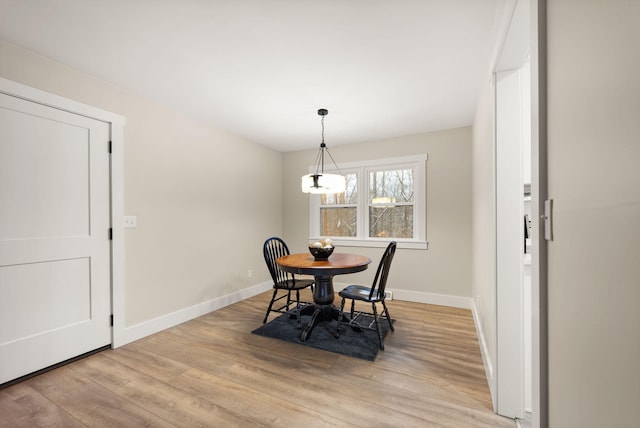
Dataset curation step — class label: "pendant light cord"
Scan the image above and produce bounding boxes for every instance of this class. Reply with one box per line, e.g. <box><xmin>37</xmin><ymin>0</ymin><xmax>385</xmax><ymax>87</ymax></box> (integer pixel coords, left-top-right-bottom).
<box><xmin>312</xmin><ymin>110</ymin><xmax>342</xmax><ymax>176</ymax></box>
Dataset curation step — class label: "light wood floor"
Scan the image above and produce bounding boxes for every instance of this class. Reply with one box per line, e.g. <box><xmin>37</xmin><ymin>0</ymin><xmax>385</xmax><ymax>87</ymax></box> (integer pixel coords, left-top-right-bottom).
<box><xmin>0</xmin><ymin>291</ymin><xmax>514</xmax><ymax>427</ymax></box>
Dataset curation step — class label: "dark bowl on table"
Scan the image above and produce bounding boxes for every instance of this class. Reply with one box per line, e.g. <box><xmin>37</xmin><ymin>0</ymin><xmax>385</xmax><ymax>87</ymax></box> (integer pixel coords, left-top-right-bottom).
<box><xmin>309</xmin><ymin>246</ymin><xmax>335</xmax><ymax>260</ymax></box>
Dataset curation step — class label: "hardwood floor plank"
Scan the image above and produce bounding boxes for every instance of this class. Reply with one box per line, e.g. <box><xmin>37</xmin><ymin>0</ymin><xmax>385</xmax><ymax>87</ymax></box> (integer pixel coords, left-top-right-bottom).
<box><xmin>25</xmin><ymin>366</ymin><xmax>175</xmax><ymax>427</ymax></box>
<box><xmin>172</xmin><ymin>368</ymin><xmax>356</xmax><ymax>427</ymax></box>
<box><xmin>219</xmin><ymin>361</ymin><xmax>433</xmax><ymax>427</ymax></box>
<box><xmin>0</xmin><ymin>291</ymin><xmax>514</xmax><ymax>427</ymax></box>
<box><xmin>0</xmin><ymin>383</ymin><xmax>85</xmax><ymax>428</ymax></box>
<box><xmin>102</xmin><ymin>343</ymin><xmax>192</xmax><ymax>384</ymax></box>
<box><xmin>68</xmin><ymin>353</ymin><xmax>253</xmax><ymax>427</ymax></box>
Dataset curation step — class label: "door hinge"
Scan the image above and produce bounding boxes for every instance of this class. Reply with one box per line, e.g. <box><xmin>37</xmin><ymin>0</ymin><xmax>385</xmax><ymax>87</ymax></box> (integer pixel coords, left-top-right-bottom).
<box><xmin>543</xmin><ymin>199</ymin><xmax>554</xmax><ymax>241</ymax></box>
<box><xmin>110</xmin><ymin>314</ymin><xmax>114</xmax><ymax>326</ymax></box>
<box><xmin>108</xmin><ymin>140</ymin><xmax>112</xmax><ymax>153</ymax></box>
<box><xmin>109</xmin><ymin>228</ymin><xmax>113</xmax><ymax>240</ymax></box>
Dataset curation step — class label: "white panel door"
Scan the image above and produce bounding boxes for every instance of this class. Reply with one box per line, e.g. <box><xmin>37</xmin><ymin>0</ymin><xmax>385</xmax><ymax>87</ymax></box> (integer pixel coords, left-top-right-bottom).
<box><xmin>0</xmin><ymin>92</ymin><xmax>111</xmax><ymax>384</ymax></box>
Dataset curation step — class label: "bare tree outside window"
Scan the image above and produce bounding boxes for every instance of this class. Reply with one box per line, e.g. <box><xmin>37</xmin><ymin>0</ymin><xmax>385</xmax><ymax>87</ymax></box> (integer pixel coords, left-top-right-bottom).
<box><xmin>320</xmin><ymin>173</ymin><xmax>357</xmax><ymax>237</ymax></box>
<box><xmin>369</xmin><ymin>169</ymin><xmax>414</xmax><ymax>238</ymax></box>
<box><xmin>310</xmin><ymin>155</ymin><xmax>426</xmax><ymax>247</ymax></box>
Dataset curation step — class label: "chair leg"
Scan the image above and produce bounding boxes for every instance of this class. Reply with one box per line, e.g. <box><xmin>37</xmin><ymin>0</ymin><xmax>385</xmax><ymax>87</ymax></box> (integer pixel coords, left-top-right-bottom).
<box><xmin>372</xmin><ymin>302</ymin><xmax>384</xmax><ymax>350</ymax></box>
<box><xmin>263</xmin><ymin>288</ymin><xmax>278</xmax><ymax>324</ymax></box>
<box><xmin>285</xmin><ymin>290</ymin><xmax>293</xmax><ymax>311</ymax></box>
<box><xmin>335</xmin><ymin>297</ymin><xmax>347</xmax><ymax>338</ymax></box>
<box><xmin>382</xmin><ymin>300</ymin><xmax>394</xmax><ymax>331</ymax></box>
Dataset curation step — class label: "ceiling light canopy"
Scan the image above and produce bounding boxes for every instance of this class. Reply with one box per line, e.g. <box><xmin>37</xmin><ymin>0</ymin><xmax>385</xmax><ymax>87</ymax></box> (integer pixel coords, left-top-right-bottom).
<box><xmin>301</xmin><ymin>109</ymin><xmax>346</xmax><ymax>194</ymax></box>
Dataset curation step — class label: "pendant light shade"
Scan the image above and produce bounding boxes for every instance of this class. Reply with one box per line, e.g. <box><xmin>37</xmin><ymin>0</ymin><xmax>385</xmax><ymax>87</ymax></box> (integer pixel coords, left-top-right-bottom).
<box><xmin>301</xmin><ymin>172</ymin><xmax>346</xmax><ymax>194</ymax></box>
<box><xmin>301</xmin><ymin>109</ymin><xmax>346</xmax><ymax>194</ymax></box>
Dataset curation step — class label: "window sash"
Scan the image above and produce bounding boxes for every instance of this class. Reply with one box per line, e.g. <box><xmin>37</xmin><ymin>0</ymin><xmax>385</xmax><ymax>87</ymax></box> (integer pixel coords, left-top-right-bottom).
<box><xmin>309</xmin><ymin>154</ymin><xmax>427</xmax><ymax>249</ymax></box>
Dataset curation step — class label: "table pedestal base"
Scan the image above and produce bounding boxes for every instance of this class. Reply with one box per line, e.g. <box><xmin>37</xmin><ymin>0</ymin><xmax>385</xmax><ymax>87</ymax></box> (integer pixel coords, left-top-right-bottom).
<box><xmin>299</xmin><ymin>304</ymin><xmax>348</xmax><ymax>342</ymax></box>
<box><xmin>276</xmin><ymin>254</ymin><xmax>371</xmax><ymax>342</ymax></box>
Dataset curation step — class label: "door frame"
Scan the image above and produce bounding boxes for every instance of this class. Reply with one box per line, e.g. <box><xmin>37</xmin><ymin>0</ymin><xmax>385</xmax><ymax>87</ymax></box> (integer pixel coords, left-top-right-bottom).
<box><xmin>530</xmin><ymin>0</ymin><xmax>548</xmax><ymax>426</ymax></box>
<box><xmin>492</xmin><ymin>0</ymin><xmax>549</xmax><ymax>425</ymax></box>
<box><xmin>495</xmin><ymin>66</ymin><xmax>527</xmax><ymax>418</ymax></box>
<box><xmin>0</xmin><ymin>77</ymin><xmax>127</xmax><ymax>348</ymax></box>
<box><xmin>495</xmin><ymin>0</ymin><xmax>549</xmax><ymax>425</ymax></box>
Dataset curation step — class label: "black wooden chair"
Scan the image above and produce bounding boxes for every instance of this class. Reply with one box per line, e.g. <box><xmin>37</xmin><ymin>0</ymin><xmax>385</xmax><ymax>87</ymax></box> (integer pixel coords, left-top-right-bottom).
<box><xmin>262</xmin><ymin>237</ymin><xmax>315</xmax><ymax>328</ymax></box>
<box><xmin>336</xmin><ymin>241</ymin><xmax>397</xmax><ymax>350</ymax></box>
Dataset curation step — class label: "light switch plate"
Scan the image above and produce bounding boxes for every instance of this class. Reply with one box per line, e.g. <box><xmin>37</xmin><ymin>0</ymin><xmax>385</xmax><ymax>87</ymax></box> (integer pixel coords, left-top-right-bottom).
<box><xmin>123</xmin><ymin>216</ymin><xmax>137</xmax><ymax>228</ymax></box>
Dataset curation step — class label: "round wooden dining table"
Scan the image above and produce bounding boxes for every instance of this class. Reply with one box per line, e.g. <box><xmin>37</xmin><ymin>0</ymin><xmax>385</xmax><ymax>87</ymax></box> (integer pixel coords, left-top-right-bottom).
<box><xmin>276</xmin><ymin>252</ymin><xmax>371</xmax><ymax>341</ymax></box>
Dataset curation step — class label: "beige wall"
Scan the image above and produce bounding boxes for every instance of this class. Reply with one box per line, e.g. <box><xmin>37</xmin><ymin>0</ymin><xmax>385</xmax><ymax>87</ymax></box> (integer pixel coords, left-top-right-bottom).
<box><xmin>283</xmin><ymin>128</ymin><xmax>473</xmax><ymax>299</ymax></box>
<box><xmin>0</xmin><ymin>40</ymin><xmax>282</xmax><ymax>326</ymax></box>
<box><xmin>546</xmin><ymin>1</ymin><xmax>640</xmax><ymax>426</ymax></box>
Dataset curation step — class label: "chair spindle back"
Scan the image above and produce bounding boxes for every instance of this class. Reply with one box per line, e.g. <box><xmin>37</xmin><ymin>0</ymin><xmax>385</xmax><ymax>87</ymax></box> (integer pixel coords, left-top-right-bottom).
<box><xmin>263</xmin><ymin>237</ymin><xmax>293</xmax><ymax>286</ymax></box>
<box><xmin>369</xmin><ymin>241</ymin><xmax>397</xmax><ymax>300</ymax></box>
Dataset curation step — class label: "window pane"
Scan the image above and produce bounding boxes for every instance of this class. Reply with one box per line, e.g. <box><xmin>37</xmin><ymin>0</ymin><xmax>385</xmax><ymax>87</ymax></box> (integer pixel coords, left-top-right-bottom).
<box><xmin>321</xmin><ymin>173</ymin><xmax>357</xmax><ymax>205</ymax></box>
<box><xmin>321</xmin><ymin>207</ymin><xmax>357</xmax><ymax>237</ymax></box>
<box><xmin>369</xmin><ymin>169</ymin><xmax>414</xmax><ymax>203</ymax></box>
<box><xmin>369</xmin><ymin>206</ymin><xmax>413</xmax><ymax>238</ymax></box>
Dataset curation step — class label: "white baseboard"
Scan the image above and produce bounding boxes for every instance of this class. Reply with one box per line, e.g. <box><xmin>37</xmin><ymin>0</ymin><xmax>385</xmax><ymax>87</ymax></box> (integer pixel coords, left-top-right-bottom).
<box><xmin>332</xmin><ymin>283</ymin><xmax>472</xmax><ymax>309</ymax></box>
<box><xmin>117</xmin><ymin>281</ymin><xmax>272</xmax><ymax>347</ymax></box>
<box><xmin>391</xmin><ymin>289</ymin><xmax>472</xmax><ymax>309</ymax></box>
<box><xmin>117</xmin><ymin>282</ymin><xmax>473</xmax><ymax>348</ymax></box>
<box><xmin>472</xmin><ymin>299</ymin><xmax>497</xmax><ymax>411</ymax></box>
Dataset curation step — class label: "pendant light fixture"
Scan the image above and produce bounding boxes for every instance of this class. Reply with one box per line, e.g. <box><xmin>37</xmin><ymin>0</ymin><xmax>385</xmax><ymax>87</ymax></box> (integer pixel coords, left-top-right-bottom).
<box><xmin>301</xmin><ymin>108</ymin><xmax>346</xmax><ymax>194</ymax></box>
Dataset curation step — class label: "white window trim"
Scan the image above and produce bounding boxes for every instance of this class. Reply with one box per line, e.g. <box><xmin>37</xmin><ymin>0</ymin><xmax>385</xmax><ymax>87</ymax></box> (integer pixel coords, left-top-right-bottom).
<box><xmin>309</xmin><ymin>154</ymin><xmax>428</xmax><ymax>250</ymax></box>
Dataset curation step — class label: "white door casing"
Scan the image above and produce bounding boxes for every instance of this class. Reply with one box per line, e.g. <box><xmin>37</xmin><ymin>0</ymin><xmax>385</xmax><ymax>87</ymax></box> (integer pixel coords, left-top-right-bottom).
<box><xmin>495</xmin><ymin>67</ymin><xmax>526</xmax><ymax>418</ymax></box>
<box><xmin>0</xmin><ymin>83</ymin><xmax>122</xmax><ymax>384</ymax></box>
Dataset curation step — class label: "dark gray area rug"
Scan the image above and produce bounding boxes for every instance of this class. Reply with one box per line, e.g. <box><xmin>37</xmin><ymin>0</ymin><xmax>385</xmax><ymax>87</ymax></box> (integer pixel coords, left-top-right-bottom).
<box><xmin>252</xmin><ymin>310</ymin><xmax>394</xmax><ymax>361</ymax></box>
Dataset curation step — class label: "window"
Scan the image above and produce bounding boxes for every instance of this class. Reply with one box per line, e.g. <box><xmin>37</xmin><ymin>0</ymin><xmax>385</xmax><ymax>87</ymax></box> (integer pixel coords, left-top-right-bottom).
<box><xmin>309</xmin><ymin>154</ymin><xmax>427</xmax><ymax>249</ymax></box>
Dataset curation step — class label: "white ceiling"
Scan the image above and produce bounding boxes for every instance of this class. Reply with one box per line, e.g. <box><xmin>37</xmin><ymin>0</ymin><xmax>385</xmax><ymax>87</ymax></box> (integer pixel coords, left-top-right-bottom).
<box><xmin>0</xmin><ymin>0</ymin><xmax>514</xmax><ymax>152</ymax></box>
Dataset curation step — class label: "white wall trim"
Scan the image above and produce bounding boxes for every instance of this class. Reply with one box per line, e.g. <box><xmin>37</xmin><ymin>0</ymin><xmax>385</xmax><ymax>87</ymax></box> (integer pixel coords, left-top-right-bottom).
<box><xmin>109</xmin><ymin>111</ymin><xmax>126</xmax><ymax>348</ymax></box>
<box><xmin>120</xmin><ymin>280</ymin><xmax>476</xmax><ymax>356</ymax></box>
<box><xmin>309</xmin><ymin>154</ymin><xmax>428</xmax><ymax>247</ymax></box>
<box><xmin>119</xmin><ymin>281</ymin><xmax>272</xmax><ymax>346</ymax></box>
<box><xmin>0</xmin><ymin>77</ymin><xmax>129</xmax><ymax>349</ymax></box>
<box><xmin>391</xmin><ymin>289</ymin><xmax>472</xmax><ymax>309</ymax></box>
<box><xmin>472</xmin><ymin>299</ymin><xmax>497</xmax><ymax>410</ymax></box>
<box><xmin>0</xmin><ymin>77</ymin><xmax>125</xmax><ymax>124</ymax></box>
<box><xmin>495</xmin><ymin>66</ymin><xmax>526</xmax><ymax>418</ymax></box>
<box><xmin>333</xmin><ymin>283</ymin><xmax>472</xmax><ymax>309</ymax></box>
